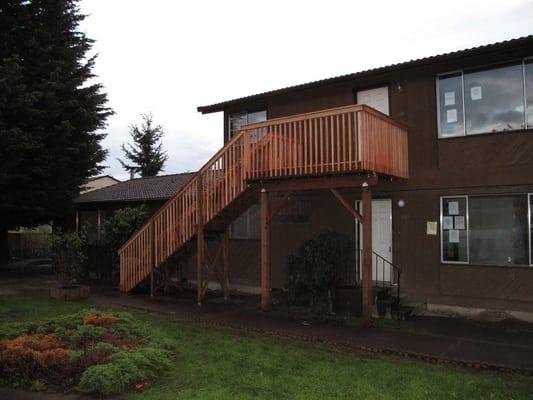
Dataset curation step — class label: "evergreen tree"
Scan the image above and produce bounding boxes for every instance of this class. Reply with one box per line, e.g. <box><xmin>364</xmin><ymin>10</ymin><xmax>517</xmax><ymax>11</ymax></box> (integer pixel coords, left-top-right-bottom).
<box><xmin>119</xmin><ymin>114</ymin><xmax>168</xmax><ymax>177</ymax></box>
<box><xmin>0</xmin><ymin>0</ymin><xmax>112</xmax><ymax>263</ymax></box>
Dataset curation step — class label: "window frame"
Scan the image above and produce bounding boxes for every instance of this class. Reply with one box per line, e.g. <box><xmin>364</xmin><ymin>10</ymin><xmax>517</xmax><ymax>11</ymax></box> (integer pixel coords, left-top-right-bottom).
<box><xmin>228</xmin><ymin>109</ymin><xmax>268</xmax><ymax>139</ymax></box>
<box><xmin>440</xmin><ymin>193</ymin><xmax>533</xmax><ymax>267</ymax></box>
<box><xmin>440</xmin><ymin>195</ymin><xmax>469</xmax><ymax>265</ymax></box>
<box><xmin>436</xmin><ymin>58</ymin><xmax>533</xmax><ymax>138</ymax></box>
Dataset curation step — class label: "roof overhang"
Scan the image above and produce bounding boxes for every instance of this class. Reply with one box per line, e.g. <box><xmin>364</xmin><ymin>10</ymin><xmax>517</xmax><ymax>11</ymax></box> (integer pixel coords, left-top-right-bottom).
<box><xmin>197</xmin><ymin>35</ymin><xmax>533</xmax><ymax>114</ymax></box>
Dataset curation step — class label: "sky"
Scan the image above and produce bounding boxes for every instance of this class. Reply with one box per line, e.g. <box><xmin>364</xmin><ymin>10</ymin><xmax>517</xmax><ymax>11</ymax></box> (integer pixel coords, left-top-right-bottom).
<box><xmin>79</xmin><ymin>0</ymin><xmax>533</xmax><ymax>181</ymax></box>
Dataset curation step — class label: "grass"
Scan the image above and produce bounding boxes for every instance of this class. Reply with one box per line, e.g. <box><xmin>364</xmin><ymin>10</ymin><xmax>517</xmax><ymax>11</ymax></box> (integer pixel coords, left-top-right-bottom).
<box><xmin>1</xmin><ymin>294</ymin><xmax>532</xmax><ymax>399</ymax></box>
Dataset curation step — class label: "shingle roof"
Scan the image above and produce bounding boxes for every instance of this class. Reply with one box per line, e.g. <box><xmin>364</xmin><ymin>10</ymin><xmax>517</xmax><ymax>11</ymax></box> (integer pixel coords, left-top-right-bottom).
<box><xmin>197</xmin><ymin>35</ymin><xmax>533</xmax><ymax>114</ymax></box>
<box><xmin>75</xmin><ymin>173</ymin><xmax>195</xmax><ymax>204</ymax></box>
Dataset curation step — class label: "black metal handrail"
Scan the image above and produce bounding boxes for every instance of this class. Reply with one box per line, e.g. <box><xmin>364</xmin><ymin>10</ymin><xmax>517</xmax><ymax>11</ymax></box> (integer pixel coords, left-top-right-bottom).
<box><xmin>338</xmin><ymin>249</ymin><xmax>401</xmax><ymax>301</ymax></box>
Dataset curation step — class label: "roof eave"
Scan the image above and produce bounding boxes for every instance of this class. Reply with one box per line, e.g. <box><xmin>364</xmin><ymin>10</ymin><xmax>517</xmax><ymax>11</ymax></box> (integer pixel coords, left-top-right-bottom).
<box><xmin>196</xmin><ymin>35</ymin><xmax>533</xmax><ymax>114</ymax></box>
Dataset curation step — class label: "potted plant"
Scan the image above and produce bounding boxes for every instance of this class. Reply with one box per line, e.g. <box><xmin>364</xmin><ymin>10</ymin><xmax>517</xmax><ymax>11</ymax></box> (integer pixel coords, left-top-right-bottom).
<box><xmin>48</xmin><ymin>231</ymin><xmax>90</xmax><ymax>300</ymax></box>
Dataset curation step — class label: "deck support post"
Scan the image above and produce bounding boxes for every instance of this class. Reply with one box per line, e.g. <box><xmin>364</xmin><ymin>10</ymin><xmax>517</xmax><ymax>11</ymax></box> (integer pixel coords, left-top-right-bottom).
<box><xmin>197</xmin><ymin>175</ymin><xmax>205</xmax><ymax>307</ymax></box>
<box><xmin>361</xmin><ymin>182</ymin><xmax>373</xmax><ymax>326</ymax></box>
<box><xmin>150</xmin><ymin>222</ymin><xmax>155</xmax><ymax>298</ymax></box>
<box><xmin>260</xmin><ymin>188</ymin><xmax>271</xmax><ymax>312</ymax></box>
<box><xmin>222</xmin><ymin>230</ymin><xmax>230</xmax><ymax>301</ymax></box>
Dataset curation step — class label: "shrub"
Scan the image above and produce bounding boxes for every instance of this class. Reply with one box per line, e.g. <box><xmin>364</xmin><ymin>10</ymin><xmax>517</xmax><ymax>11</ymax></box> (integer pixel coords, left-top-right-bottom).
<box><xmin>70</xmin><ymin>324</ymin><xmax>107</xmax><ymax>347</ymax></box>
<box><xmin>0</xmin><ymin>309</ymin><xmax>170</xmax><ymax>394</ymax></box>
<box><xmin>78</xmin><ymin>347</ymin><xmax>173</xmax><ymax>395</ymax></box>
<box><xmin>47</xmin><ymin>231</ymin><xmax>87</xmax><ymax>287</ymax></box>
<box><xmin>83</xmin><ymin>312</ymin><xmax>118</xmax><ymax>326</ymax></box>
<box><xmin>78</xmin><ymin>363</ymin><xmax>122</xmax><ymax>395</ymax></box>
<box><xmin>101</xmin><ymin>206</ymin><xmax>149</xmax><ymax>282</ymax></box>
<box><xmin>0</xmin><ymin>333</ymin><xmax>71</xmax><ymax>387</ymax></box>
<box><xmin>286</xmin><ymin>230</ymin><xmax>354</xmax><ymax>310</ymax></box>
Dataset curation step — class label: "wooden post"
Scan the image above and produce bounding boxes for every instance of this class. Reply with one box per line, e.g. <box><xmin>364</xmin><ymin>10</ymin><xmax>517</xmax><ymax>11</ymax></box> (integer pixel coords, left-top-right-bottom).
<box><xmin>260</xmin><ymin>189</ymin><xmax>271</xmax><ymax>311</ymax></box>
<box><xmin>222</xmin><ymin>230</ymin><xmax>230</xmax><ymax>301</ymax></box>
<box><xmin>150</xmin><ymin>222</ymin><xmax>155</xmax><ymax>298</ymax></box>
<box><xmin>361</xmin><ymin>183</ymin><xmax>373</xmax><ymax>326</ymax></box>
<box><xmin>197</xmin><ymin>175</ymin><xmax>205</xmax><ymax>307</ymax></box>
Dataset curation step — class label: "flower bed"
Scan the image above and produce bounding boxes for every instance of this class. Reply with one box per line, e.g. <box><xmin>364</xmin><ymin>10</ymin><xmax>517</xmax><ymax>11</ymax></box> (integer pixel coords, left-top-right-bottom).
<box><xmin>0</xmin><ymin>309</ymin><xmax>173</xmax><ymax>395</ymax></box>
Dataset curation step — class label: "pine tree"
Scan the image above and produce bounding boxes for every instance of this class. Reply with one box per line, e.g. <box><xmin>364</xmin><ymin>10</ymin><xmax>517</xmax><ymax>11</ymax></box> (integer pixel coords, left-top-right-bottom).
<box><xmin>119</xmin><ymin>114</ymin><xmax>168</xmax><ymax>177</ymax></box>
<box><xmin>0</xmin><ymin>0</ymin><xmax>112</xmax><ymax>263</ymax></box>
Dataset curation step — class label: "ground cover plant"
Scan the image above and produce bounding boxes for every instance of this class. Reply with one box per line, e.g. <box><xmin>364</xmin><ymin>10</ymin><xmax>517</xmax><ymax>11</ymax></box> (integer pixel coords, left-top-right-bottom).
<box><xmin>1</xmin><ymin>295</ymin><xmax>533</xmax><ymax>399</ymax></box>
<box><xmin>0</xmin><ymin>307</ymin><xmax>173</xmax><ymax>395</ymax></box>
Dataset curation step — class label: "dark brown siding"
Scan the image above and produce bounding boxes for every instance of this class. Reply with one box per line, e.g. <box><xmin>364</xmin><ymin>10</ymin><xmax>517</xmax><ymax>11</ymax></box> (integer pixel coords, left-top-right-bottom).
<box><xmin>215</xmin><ymin>43</ymin><xmax>533</xmax><ymax>313</ymax></box>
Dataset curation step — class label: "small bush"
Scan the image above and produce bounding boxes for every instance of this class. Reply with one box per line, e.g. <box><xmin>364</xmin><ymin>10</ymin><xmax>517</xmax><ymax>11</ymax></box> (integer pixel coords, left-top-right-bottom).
<box><xmin>286</xmin><ymin>230</ymin><xmax>354</xmax><ymax>310</ymax></box>
<box><xmin>71</xmin><ymin>324</ymin><xmax>107</xmax><ymax>347</ymax></box>
<box><xmin>47</xmin><ymin>231</ymin><xmax>87</xmax><ymax>287</ymax></box>
<box><xmin>78</xmin><ymin>346</ymin><xmax>173</xmax><ymax>395</ymax></box>
<box><xmin>102</xmin><ymin>206</ymin><xmax>149</xmax><ymax>283</ymax></box>
<box><xmin>78</xmin><ymin>363</ymin><xmax>122</xmax><ymax>396</ymax></box>
<box><xmin>83</xmin><ymin>312</ymin><xmax>118</xmax><ymax>326</ymax></box>
<box><xmin>0</xmin><ymin>333</ymin><xmax>71</xmax><ymax>387</ymax></box>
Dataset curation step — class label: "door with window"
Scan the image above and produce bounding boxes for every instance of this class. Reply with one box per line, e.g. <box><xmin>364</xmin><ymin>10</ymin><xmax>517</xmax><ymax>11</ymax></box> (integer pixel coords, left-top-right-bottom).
<box><xmin>355</xmin><ymin>199</ymin><xmax>393</xmax><ymax>282</ymax></box>
<box><xmin>356</xmin><ymin>86</ymin><xmax>390</xmax><ymax>115</ymax></box>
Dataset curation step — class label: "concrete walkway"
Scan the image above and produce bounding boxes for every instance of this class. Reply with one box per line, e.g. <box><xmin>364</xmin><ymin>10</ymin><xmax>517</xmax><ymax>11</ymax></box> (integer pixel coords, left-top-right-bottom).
<box><xmin>93</xmin><ymin>292</ymin><xmax>533</xmax><ymax>375</ymax></box>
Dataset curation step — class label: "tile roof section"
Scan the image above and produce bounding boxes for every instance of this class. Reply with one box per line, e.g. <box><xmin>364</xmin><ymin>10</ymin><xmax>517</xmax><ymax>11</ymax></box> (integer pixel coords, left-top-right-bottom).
<box><xmin>75</xmin><ymin>172</ymin><xmax>195</xmax><ymax>204</ymax></box>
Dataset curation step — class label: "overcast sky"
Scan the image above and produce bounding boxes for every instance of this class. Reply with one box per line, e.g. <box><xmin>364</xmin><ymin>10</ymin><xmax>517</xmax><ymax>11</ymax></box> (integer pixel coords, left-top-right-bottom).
<box><xmin>79</xmin><ymin>0</ymin><xmax>533</xmax><ymax>181</ymax></box>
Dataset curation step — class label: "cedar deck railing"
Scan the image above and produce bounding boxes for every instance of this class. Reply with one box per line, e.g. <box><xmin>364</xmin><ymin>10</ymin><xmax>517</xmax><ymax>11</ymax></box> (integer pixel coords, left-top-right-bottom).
<box><xmin>119</xmin><ymin>104</ymin><xmax>408</xmax><ymax>293</ymax></box>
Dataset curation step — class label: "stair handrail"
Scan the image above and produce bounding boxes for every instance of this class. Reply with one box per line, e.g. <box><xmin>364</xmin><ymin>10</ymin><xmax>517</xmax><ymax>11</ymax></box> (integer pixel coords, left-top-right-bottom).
<box><xmin>118</xmin><ymin>129</ymin><xmax>248</xmax><ymax>254</ymax></box>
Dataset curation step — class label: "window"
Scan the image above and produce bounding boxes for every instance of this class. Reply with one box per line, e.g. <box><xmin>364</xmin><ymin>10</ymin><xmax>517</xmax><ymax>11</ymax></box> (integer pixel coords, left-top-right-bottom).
<box><xmin>469</xmin><ymin>195</ymin><xmax>528</xmax><ymax>265</ymax></box>
<box><xmin>230</xmin><ymin>204</ymin><xmax>260</xmax><ymax>240</ymax></box>
<box><xmin>526</xmin><ymin>61</ymin><xmax>533</xmax><ymax>127</ymax></box>
<box><xmin>441</xmin><ymin>197</ymin><xmax>468</xmax><ymax>262</ymax></box>
<box><xmin>356</xmin><ymin>86</ymin><xmax>390</xmax><ymax>115</ymax></box>
<box><xmin>437</xmin><ymin>74</ymin><xmax>465</xmax><ymax>138</ymax></box>
<box><xmin>437</xmin><ymin>60</ymin><xmax>532</xmax><ymax>138</ymax></box>
<box><xmin>227</xmin><ymin>110</ymin><xmax>266</xmax><ymax>239</ymax></box>
<box><xmin>228</xmin><ymin>110</ymin><xmax>267</xmax><ymax>138</ymax></box>
<box><xmin>441</xmin><ymin>194</ymin><xmax>533</xmax><ymax>266</ymax></box>
<box><xmin>78</xmin><ymin>210</ymin><xmax>100</xmax><ymax>243</ymax></box>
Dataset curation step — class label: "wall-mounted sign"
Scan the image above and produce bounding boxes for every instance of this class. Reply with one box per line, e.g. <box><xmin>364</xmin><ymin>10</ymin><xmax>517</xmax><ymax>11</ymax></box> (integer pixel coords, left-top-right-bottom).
<box><xmin>449</xmin><ymin>229</ymin><xmax>460</xmax><ymax>243</ymax></box>
<box><xmin>470</xmin><ymin>86</ymin><xmax>482</xmax><ymax>100</ymax></box>
<box><xmin>444</xmin><ymin>91</ymin><xmax>455</xmax><ymax>106</ymax></box>
<box><xmin>427</xmin><ymin>221</ymin><xmax>437</xmax><ymax>235</ymax></box>
<box><xmin>442</xmin><ymin>216</ymin><xmax>454</xmax><ymax>230</ymax></box>
<box><xmin>448</xmin><ymin>201</ymin><xmax>459</xmax><ymax>215</ymax></box>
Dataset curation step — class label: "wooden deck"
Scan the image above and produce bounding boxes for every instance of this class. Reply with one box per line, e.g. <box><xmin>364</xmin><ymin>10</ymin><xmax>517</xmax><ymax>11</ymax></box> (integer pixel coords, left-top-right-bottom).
<box><xmin>119</xmin><ymin>104</ymin><xmax>408</xmax><ymax>294</ymax></box>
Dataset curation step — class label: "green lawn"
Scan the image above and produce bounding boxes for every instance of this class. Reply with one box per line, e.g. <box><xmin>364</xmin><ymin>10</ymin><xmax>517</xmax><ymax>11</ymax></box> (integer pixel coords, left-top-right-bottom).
<box><xmin>1</xmin><ymin>295</ymin><xmax>532</xmax><ymax>399</ymax></box>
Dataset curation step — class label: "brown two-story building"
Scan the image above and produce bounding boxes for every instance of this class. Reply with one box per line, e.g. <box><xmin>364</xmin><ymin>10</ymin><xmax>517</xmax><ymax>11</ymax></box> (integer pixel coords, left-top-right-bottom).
<box><xmin>119</xmin><ymin>36</ymin><xmax>533</xmax><ymax>322</ymax></box>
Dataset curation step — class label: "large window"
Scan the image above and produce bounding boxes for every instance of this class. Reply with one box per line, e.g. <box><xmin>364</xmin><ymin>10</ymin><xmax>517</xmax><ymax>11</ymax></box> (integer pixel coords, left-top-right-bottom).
<box><xmin>437</xmin><ymin>60</ymin><xmax>533</xmax><ymax>138</ymax></box>
<box><xmin>441</xmin><ymin>194</ymin><xmax>532</xmax><ymax>266</ymax></box>
<box><xmin>228</xmin><ymin>110</ymin><xmax>267</xmax><ymax>138</ymax></box>
<box><xmin>230</xmin><ymin>204</ymin><xmax>260</xmax><ymax>240</ymax></box>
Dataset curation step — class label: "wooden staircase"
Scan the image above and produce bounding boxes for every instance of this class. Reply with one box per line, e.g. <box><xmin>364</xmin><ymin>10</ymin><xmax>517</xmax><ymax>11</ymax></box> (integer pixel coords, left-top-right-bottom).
<box><xmin>119</xmin><ymin>104</ymin><xmax>409</xmax><ymax>294</ymax></box>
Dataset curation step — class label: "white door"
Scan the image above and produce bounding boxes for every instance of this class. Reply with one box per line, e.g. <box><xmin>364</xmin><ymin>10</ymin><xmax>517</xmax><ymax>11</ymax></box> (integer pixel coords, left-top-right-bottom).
<box><xmin>356</xmin><ymin>86</ymin><xmax>390</xmax><ymax>115</ymax></box>
<box><xmin>356</xmin><ymin>199</ymin><xmax>393</xmax><ymax>283</ymax></box>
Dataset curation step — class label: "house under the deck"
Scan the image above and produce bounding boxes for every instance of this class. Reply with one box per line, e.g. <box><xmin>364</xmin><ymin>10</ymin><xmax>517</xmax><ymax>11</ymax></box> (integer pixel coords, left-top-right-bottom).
<box><xmin>118</xmin><ymin>105</ymin><xmax>408</xmax><ymax>325</ymax></box>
